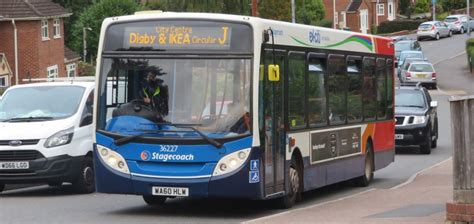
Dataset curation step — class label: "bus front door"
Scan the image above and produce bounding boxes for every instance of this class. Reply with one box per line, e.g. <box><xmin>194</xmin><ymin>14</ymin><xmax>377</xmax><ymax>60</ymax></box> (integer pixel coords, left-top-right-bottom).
<box><xmin>261</xmin><ymin>50</ymin><xmax>286</xmax><ymax>197</ymax></box>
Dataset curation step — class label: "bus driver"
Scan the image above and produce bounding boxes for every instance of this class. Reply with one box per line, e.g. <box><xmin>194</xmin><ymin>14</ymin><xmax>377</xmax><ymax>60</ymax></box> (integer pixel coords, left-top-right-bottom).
<box><xmin>140</xmin><ymin>70</ymin><xmax>169</xmax><ymax>118</ymax></box>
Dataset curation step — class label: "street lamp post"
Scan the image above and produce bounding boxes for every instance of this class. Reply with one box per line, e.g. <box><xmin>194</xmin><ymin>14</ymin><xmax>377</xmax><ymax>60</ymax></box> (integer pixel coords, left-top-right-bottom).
<box><xmin>83</xmin><ymin>27</ymin><xmax>92</xmax><ymax>63</ymax></box>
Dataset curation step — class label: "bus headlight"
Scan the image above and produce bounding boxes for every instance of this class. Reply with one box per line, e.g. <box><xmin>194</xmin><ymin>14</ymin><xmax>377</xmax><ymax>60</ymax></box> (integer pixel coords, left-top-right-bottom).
<box><xmin>213</xmin><ymin>148</ymin><xmax>251</xmax><ymax>177</ymax></box>
<box><xmin>96</xmin><ymin>144</ymin><xmax>130</xmax><ymax>174</ymax></box>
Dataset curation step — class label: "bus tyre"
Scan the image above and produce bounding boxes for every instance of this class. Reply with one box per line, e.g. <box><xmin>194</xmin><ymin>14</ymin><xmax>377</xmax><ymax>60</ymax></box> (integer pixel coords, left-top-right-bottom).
<box><xmin>354</xmin><ymin>142</ymin><xmax>374</xmax><ymax>187</ymax></box>
<box><xmin>73</xmin><ymin>156</ymin><xmax>95</xmax><ymax>194</ymax></box>
<box><xmin>276</xmin><ymin>156</ymin><xmax>301</xmax><ymax>209</ymax></box>
<box><xmin>143</xmin><ymin>195</ymin><xmax>167</xmax><ymax>205</ymax></box>
<box><xmin>420</xmin><ymin>129</ymin><xmax>432</xmax><ymax>154</ymax></box>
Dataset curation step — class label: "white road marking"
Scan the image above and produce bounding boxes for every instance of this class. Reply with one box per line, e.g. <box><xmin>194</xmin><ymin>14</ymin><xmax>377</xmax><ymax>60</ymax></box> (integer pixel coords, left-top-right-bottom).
<box><xmin>432</xmin><ymin>51</ymin><xmax>466</xmax><ymax>65</ymax></box>
<box><xmin>242</xmin><ymin>188</ymin><xmax>376</xmax><ymax>224</ymax></box>
<box><xmin>390</xmin><ymin>157</ymin><xmax>452</xmax><ymax>190</ymax></box>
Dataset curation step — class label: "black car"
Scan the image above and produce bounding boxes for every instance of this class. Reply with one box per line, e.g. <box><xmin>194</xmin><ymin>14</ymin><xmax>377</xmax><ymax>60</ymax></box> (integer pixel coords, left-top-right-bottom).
<box><xmin>394</xmin><ymin>85</ymin><xmax>438</xmax><ymax>154</ymax></box>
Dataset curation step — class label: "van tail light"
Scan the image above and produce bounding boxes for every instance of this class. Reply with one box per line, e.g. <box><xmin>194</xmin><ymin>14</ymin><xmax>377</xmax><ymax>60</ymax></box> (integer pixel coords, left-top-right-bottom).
<box><xmin>406</xmin><ymin>72</ymin><xmax>411</xmax><ymax>79</ymax></box>
<box><xmin>432</xmin><ymin>72</ymin><xmax>436</xmax><ymax>79</ymax></box>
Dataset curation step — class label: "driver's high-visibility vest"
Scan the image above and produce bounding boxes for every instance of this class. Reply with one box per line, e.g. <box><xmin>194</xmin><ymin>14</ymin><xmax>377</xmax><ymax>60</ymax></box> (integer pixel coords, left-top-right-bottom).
<box><xmin>143</xmin><ymin>86</ymin><xmax>160</xmax><ymax>99</ymax></box>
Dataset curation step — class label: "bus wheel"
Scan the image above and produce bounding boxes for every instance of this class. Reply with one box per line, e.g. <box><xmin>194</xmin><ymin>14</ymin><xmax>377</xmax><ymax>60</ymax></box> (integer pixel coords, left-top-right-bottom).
<box><xmin>0</xmin><ymin>184</ymin><xmax>4</xmax><ymax>193</ymax></box>
<box><xmin>276</xmin><ymin>156</ymin><xmax>301</xmax><ymax>209</ymax></box>
<box><xmin>73</xmin><ymin>156</ymin><xmax>95</xmax><ymax>194</ymax></box>
<box><xmin>354</xmin><ymin>142</ymin><xmax>374</xmax><ymax>187</ymax></box>
<box><xmin>143</xmin><ymin>195</ymin><xmax>167</xmax><ymax>205</ymax></box>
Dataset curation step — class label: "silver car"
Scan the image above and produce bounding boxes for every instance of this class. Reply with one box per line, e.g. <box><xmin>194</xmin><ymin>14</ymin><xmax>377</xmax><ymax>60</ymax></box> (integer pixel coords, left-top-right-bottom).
<box><xmin>417</xmin><ymin>21</ymin><xmax>452</xmax><ymax>41</ymax></box>
<box><xmin>400</xmin><ymin>61</ymin><xmax>437</xmax><ymax>89</ymax></box>
<box><xmin>444</xmin><ymin>15</ymin><xmax>474</xmax><ymax>34</ymax></box>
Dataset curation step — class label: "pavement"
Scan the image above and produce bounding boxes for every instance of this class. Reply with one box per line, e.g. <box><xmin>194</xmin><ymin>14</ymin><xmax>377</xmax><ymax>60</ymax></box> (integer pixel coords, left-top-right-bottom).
<box><xmin>245</xmin><ymin>158</ymin><xmax>453</xmax><ymax>224</ymax></box>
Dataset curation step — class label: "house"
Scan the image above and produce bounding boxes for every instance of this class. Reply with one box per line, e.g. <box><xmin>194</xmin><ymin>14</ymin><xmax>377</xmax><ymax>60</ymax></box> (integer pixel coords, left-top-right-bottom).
<box><xmin>323</xmin><ymin>0</ymin><xmax>398</xmax><ymax>34</ymax></box>
<box><xmin>0</xmin><ymin>0</ymin><xmax>79</xmax><ymax>86</ymax></box>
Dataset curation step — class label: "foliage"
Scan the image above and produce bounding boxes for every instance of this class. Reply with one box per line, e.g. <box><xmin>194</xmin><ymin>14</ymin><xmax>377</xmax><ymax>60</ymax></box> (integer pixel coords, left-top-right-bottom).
<box><xmin>314</xmin><ymin>19</ymin><xmax>332</xmax><ymax>28</ymax></box>
<box><xmin>440</xmin><ymin>0</ymin><xmax>466</xmax><ymax>12</ymax></box>
<box><xmin>466</xmin><ymin>38</ymin><xmax>474</xmax><ymax>72</ymax></box>
<box><xmin>0</xmin><ymin>88</ymin><xmax>5</xmax><ymax>96</ymax></box>
<box><xmin>377</xmin><ymin>20</ymin><xmax>426</xmax><ymax>34</ymax></box>
<box><xmin>412</xmin><ymin>0</ymin><xmax>429</xmax><ymax>14</ymax></box>
<box><xmin>296</xmin><ymin>0</ymin><xmax>325</xmax><ymax>25</ymax></box>
<box><xmin>399</xmin><ymin>0</ymin><xmax>411</xmax><ymax>16</ymax></box>
<box><xmin>259</xmin><ymin>0</ymin><xmax>291</xmax><ymax>21</ymax></box>
<box><xmin>145</xmin><ymin>0</ymin><xmax>251</xmax><ymax>15</ymax></box>
<box><xmin>70</xmin><ymin>0</ymin><xmax>143</xmax><ymax>62</ymax></box>
<box><xmin>52</xmin><ymin>0</ymin><xmax>95</xmax><ymax>49</ymax></box>
<box><xmin>78</xmin><ymin>62</ymin><xmax>96</xmax><ymax>76</ymax></box>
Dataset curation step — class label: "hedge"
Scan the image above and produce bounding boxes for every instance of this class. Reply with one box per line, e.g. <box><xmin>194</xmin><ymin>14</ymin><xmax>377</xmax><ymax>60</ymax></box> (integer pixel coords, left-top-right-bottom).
<box><xmin>377</xmin><ymin>20</ymin><xmax>426</xmax><ymax>34</ymax></box>
<box><xmin>467</xmin><ymin>38</ymin><xmax>474</xmax><ymax>72</ymax></box>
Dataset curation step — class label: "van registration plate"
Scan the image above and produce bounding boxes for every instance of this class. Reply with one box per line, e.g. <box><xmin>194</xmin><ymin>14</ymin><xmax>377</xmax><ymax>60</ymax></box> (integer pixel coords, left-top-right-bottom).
<box><xmin>152</xmin><ymin>186</ymin><xmax>189</xmax><ymax>197</ymax></box>
<box><xmin>0</xmin><ymin>161</ymin><xmax>29</xmax><ymax>169</ymax></box>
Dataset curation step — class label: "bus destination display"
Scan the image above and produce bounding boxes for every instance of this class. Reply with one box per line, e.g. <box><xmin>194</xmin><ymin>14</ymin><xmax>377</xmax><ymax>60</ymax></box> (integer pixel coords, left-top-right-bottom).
<box><xmin>124</xmin><ymin>26</ymin><xmax>232</xmax><ymax>50</ymax></box>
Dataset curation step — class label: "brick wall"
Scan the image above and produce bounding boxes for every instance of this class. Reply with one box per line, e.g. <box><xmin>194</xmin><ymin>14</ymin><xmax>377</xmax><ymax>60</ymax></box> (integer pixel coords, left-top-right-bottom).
<box><xmin>0</xmin><ymin>18</ymin><xmax>66</xmax><ymax>85</ymax></box>
<box><xmin>323</xmin><ymin>0</ymin><xmax>352</xmax><ymax>29</ymax></box>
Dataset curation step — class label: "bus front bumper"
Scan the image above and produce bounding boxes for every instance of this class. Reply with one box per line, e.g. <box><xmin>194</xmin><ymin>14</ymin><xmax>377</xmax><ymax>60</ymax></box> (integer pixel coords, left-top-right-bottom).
<box><xmin>94</xmin><ymin>148</ymin><xmax>263</xmax><ymax>199</ymax></box>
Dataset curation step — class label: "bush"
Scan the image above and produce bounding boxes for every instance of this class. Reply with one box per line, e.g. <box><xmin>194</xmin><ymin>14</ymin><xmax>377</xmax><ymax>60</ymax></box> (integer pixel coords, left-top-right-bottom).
<box><xmin>467</xmin><ymin>38</ymin><xmax>474</xmax><ymax>72</ymax></box>
<box><xmin>0</xmin><ymin>88</ymin><xmax>5</xmax><ymax>96</ymax></box>
<box><xmin>377</xmin><ymin>20</ymin><xmax>426</xmax><ymax>34</ymax></box>
<box><xmin>78</xmin><ymin>61</ymin><xmax>96</xmax><ymax>76</ymax></box>
<box><xmin>314</xmin><ymin>19</ymin><xmax>332</xmax><ymax>28</ymax></box>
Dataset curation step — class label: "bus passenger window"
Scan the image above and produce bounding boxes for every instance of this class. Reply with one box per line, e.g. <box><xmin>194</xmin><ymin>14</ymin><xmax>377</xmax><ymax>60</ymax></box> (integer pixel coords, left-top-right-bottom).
<box><xmin>363</xmin><ymin>57</ymin><xmax>376</xmax><ymax>121</ymax></box>
<box><xmin>308</xmin><ymin>55</ymin><xmax>327</xmax><ymax>127</ymax></box>
<box><xmin>328</xmin><ymin>55</ymin><xmax>347</xmax><ymax>125</ymax></box>
<box><xmin>347</xmin><ymin>57</ymin><xmax>362</xmax><ymax>123</ymax></box>
<box><xmin>376</xmin><ymin>58</ymin><xmax>387</xmax><ymax>120</ymax></box>
<box><xmin>288</xmin><ymin>52</ymin><xmax>306</xmax><ymax>129</ymax></box>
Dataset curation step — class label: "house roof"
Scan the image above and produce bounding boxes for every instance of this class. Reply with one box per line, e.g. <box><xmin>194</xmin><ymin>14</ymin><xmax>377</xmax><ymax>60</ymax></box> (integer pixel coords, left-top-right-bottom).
<box><xmin>0</xmin><ymin>0</ymin><xmax>71</xmax><ymax>20</ymax></box>
<box><xmin>346</xmin><ymin>0</ymin><xmax>363</xmax><ymax>13</ymax></box>
<box><xmin>64</xmin><ymin>47</ymin><xmax>81</xmax><ymax>63</ymax></box>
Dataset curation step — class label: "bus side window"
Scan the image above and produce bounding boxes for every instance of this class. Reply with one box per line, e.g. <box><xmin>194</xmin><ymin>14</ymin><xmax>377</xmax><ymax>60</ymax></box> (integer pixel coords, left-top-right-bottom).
<box><xmin>362</xmin><ymin>57</ymin><xmax>376</xmax><ymax>121</ymax></box>
<box><xmin>288</xmin><ymin>52</ymin><xmax>306</xmax><ymax>129</ymax></box>
<box><xmin>386</xmin><ymin>59</ymin><xmax>394</xmax><ymax>119</ymax></box>
<box><xmin>347</xmin><ymin>56</ymin><xmax>363</xmax><ymax>123</ymax></box>
<box><xmin>327</xmin><ymin>54</ymin><xmax>347</xmax><ymax>125</ymax></box>
<box><xmin>308</xmin><ymin>53</ymin><xmax>327</xmax><ymax>127</ymax></box>
<box><xmin>376</xmin><ymin>58</ymin><xmax>387</xmax><ymax>120</ymax></box>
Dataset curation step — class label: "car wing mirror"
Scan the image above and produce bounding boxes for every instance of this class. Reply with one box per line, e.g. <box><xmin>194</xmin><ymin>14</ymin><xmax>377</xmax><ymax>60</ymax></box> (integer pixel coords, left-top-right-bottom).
<box><xmin>430</xmin><ymin>101</ymin><xmax>438</xmax><ymax>108</ymax></box>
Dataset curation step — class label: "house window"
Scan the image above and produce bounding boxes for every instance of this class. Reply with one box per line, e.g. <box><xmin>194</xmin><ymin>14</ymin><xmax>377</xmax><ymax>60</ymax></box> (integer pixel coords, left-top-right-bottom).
<box><xmin>53</xmin><ymin>19</ymin><xmax>61</xmax><ymax>38</ymax></box>
<box><xmin>47</xmin><ymin>65</ymin><xmax>59</xmax><ymax>78</ymax></box>
<box><xmin>377</xmin><ymin>4</ymin><xmax>385</xmax><ymax>16</ymax></box>
<box><xmin>41</xmin><ymin>20</ymin><xmax>49</xmax><ymax>40</ymax></box>
<box><xmin>0</xmin><ymin>76</ymin><xmax>8</xmax><ymax>87</ymax></box>
<box><xmin>67</xmin><ymin>63</ymin><xmax>76</xmax><ymax>77</ymax></box>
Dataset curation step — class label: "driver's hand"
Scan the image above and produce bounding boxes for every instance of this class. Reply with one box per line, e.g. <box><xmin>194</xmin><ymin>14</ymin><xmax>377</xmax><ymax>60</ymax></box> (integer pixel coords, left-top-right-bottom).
<box><xmin>144</xmin><ymin>97</ymin><xmax>151</xmax><ymax>104</ymax></box>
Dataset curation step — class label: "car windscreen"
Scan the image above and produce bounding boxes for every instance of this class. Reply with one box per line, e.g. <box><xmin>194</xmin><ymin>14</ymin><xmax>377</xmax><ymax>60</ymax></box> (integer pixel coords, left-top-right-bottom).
<box><xmin>444</xmin><ymin>17</ymin><xmax>458</xmax><ymax>22</ymax></box>
<box><xmin>409</xmin><ymin>64</ymin><xmax>434</xmax><ymax>72</ymax></box>
<box><xmin>0</xmin><ymin>86</ymin><xmax>85</xmax><ymax>121</ymax></box>
<box><xmin>395</xmin><ymin>90</ymin><xmax>426</xmax><ymax>108</ymax></box>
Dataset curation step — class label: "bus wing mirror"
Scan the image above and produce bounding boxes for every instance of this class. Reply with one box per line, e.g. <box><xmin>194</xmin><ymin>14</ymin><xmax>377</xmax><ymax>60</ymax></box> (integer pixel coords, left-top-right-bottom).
<box><xmin>268</xmin><ymin>64</ymin><xmax>280</xmax><ymax>81</ymax></box>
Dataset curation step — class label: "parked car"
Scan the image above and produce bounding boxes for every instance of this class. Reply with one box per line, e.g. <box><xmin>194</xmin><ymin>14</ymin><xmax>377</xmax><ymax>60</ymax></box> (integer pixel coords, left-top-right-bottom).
<box><xmin>0</xmin><ymin>81</ymin><xmax>95</xmax><ymax>193</ymax></box>
<box><xmin>444</xmin><ymin>14</ymin><xmax>474</xmax><ymax>34</ymax></box>
<box><xmin>398</xmin><ymin>57</ymin><xmax>426</xmax><ymax>79</ymax></box>
<box><xmin>391</xmin><ymin>36</ymin><xmax>412</xmax><ymax>43</ymax></box>
<box><xmin>395</xmin><ymin>84</ymin><xmax>438</xmax><ymax>154</ymax></box>
<box><xmin>397</xmin><ymin>51</ymin><xmax>426</xmax><ymax>76</ymax></box>
<box><xmin>417</xmin><ymin>21</ymin><xmax>452</xmax><ymax>41</ymax></box>
<box><xmin>400</xmin><ymin>61</ymin><xmax>437</xmax><ymax>89</ymax></box>
<box><xmin>394</xmin><ymin>39</ymin><xmax>422</xmax><ymax>65</ymax></box>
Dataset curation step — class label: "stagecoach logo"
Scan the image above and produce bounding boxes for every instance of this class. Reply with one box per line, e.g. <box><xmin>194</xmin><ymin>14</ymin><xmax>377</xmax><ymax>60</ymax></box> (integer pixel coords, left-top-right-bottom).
<box><xmin>9</xmin><ymin>140</ymin><xmax>22</xmax><ymax>146</ymax></box>
<box><xmin>309</xmin><ymin>29</ymin><xmax>321</xmax><ymax>44</ymax></box>
<box><xmin>140</xmin><ymin>150</ymin><xmax>151</xmax><ymax>161</ymax></box>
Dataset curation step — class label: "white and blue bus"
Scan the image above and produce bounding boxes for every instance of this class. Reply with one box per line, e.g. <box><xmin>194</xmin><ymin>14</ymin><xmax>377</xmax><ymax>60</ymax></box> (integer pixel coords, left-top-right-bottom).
<box><xmin>93</xmin><ymin>12</ymin><xmax>395</xmax><ymax>208</ymax></box>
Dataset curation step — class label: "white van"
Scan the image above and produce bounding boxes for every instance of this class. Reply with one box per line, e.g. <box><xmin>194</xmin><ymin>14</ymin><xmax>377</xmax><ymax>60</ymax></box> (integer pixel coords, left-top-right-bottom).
<box><xmin>0</xmin><ymin>81</ymin><xmax>95</xmax><ymax>193</ymax></box>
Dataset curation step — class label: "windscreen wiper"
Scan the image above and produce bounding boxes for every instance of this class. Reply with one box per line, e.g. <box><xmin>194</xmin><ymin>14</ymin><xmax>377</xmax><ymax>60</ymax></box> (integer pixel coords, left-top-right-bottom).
<box><xmin>113</xmin><ymin>122</ymin><xmax>222</xmax><ymax>148</ymax></box>
<box><xmin>2</xmin><ymin>116</ymin><xmax>54</xmax><ymax>122</ymax></box>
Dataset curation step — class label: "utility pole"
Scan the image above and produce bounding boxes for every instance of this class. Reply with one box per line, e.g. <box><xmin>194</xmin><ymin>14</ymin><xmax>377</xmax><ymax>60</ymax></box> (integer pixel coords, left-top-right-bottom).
<box><xmin>83</xmin><ymin>27</ymin><xmax>92</xmax><ymax>63</ymax></box>
<box><xmin>432</xmin><ymin>0</ymin><xmax>436</xmax><ymax>21</ymax></box>
<box><xmin>251</xmin><ymin>0</ymin><xmax>257</xmax><ymax>16</ymax></box>
<box><xmin>333</xmin><ymin>0</ymin><xmax>336</xmax><ymax>28</ymax></box>
<box><xmin>468</xmin><ymin>0</ymin><xmax>471</xmax><ymax>36</ymax></box>
<box><xmin>291</xmin><ymin>0</ymin><xmax>295</xmax><ymax>23</ymax></box>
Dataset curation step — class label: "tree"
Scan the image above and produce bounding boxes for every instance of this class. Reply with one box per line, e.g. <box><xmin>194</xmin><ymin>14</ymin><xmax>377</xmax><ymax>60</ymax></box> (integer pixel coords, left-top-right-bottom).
<box><xmin>412</xmin><ymin>0</ymin><xmax>429</xmax><ymax>14</ymax></box>
<box><xmin>399</xmin><ymin>0</ymin><xmax>410</xmax><ymax>16</ymax></box>
<box><xmin>70</xmin><ymin>0</ymin><xmax>143</xmax><ymax>62</ymax></box>
<box><xmin>259</xmin><ymin>0</ymin><xmax>291</xmax><ymax>21</ymax></box>
<box><xmin>52</xmin><ymin>0</ymin><xmax>95</xmax><ymax>49</ymax></box>
<box><xmin>440</xmin><ymin>0</ymin><xmax>465</xmax><ymax>12</ymax></box>
<box><xmin>296</xmin><ymin>0</ymin><xmax>325</xmax><ymax>25</ymax></box>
